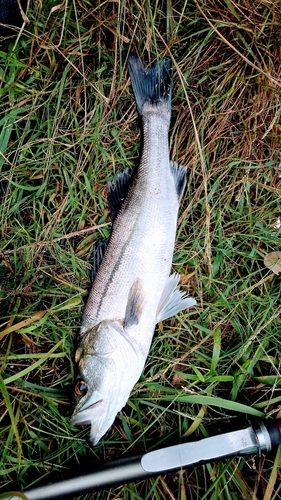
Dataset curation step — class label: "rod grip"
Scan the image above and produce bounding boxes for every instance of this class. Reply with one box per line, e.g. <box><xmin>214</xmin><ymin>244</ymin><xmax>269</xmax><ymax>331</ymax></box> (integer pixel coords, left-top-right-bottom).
<box><xmin>264</xmin><ymin>420</ymin><xmax>281</xmax><ymax>448</ymax></box>
<box><xmin>23</xmin><ymin>454</ymin><xmax>149</xmax><ymax>500</ymax></box>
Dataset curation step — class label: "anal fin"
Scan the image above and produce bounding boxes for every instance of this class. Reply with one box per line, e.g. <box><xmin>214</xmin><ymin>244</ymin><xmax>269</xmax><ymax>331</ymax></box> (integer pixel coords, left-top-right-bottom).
<box><xmin>156</xmin><ymin>273</ymin><xmax>196</xmax><ymax>323</ymax></box>
<box><xmin>170</xmin><ymin>162</ymin><xmax>187</xmax><ymax>202</ymax></box>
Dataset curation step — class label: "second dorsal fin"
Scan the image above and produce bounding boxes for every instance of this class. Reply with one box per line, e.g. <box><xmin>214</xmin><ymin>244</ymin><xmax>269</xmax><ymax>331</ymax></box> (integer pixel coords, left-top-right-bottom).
<box><xmin>107</xmin><ymin>168</ymin><xmax>132</xmax><ymax>221</ymax></box>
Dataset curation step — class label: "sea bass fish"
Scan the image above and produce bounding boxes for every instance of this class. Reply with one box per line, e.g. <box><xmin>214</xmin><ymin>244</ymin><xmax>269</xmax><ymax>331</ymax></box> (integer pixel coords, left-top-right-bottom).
<box><xmin>71</xmin><ymin>54</ymin><xmax>196</xmax><ymax>445</ymax></box>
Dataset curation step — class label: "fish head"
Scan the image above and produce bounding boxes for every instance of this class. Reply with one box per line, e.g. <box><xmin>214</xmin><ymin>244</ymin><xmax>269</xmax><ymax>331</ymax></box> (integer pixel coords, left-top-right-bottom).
<box><xmin>70</xmin><ymin>319</ymin><xmax>143</xmax><ymax>446</ymax></box>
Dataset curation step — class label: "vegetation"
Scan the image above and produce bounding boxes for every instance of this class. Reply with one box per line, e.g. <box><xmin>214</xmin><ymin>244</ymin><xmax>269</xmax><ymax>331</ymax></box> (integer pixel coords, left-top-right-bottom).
<box><xmin>1</xmin><ymin>0</ymin><xmax>281</xmax><ymax>498</ymax></box>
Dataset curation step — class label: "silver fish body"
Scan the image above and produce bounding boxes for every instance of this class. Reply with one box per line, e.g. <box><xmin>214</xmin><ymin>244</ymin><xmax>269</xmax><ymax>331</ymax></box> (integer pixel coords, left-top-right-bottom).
<box><xmin>71</xmin><ymin>54</ymin><xmax>196</xmax><ymax>445</ymax></box>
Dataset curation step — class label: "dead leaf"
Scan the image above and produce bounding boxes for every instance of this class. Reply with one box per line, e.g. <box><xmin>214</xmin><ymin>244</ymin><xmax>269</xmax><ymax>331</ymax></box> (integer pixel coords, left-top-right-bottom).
<box><xmin>264</xmin><ymin>251</ymin><xmax>281</xmax><ymax>275</ymax></box>
<box><xmin>50</xmin><ymin>2</ymin><xmax>66</xmax><ymax>14</ymax></box>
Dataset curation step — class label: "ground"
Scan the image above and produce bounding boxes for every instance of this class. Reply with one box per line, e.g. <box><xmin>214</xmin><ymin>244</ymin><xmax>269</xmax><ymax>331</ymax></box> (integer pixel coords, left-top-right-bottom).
<box><xmin>0</xmin><ymin>1</ymin><xmax>281</xmax><ymax>499</ymax></box>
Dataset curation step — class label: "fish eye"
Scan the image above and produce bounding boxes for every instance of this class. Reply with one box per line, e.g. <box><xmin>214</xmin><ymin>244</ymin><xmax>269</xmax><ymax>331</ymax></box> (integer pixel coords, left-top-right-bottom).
<box><xmin>75</xmin><ymin>380</ymin><xmax>88</xmax><ymax>396</ymax></box>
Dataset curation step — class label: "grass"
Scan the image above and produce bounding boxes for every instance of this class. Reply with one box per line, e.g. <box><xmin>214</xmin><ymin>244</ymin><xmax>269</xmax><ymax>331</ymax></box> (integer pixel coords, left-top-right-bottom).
<box><xmin>0</xmin><ymin>0</ymin><xmax>281</xmax><ymax>498</ymax></box>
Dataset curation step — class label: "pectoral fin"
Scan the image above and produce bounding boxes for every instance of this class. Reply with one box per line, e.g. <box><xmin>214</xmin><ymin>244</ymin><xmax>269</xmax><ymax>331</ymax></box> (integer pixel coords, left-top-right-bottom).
<box><xmin>156</xmin><ymin>273</ymin><xmax>196</xmax><ymax>323</ymax></box>
<box><xmin>124</xmin><ymin>279</ymin><xmax>145</xmax><ymax>328</ymax></box>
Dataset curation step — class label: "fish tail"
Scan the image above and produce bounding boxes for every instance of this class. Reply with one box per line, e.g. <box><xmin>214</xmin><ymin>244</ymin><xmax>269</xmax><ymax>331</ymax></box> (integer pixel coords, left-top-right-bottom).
<box><xmin>127</xmin><ymin>53</ymin><xmax>172</xmax><ymax>120</ymax></box>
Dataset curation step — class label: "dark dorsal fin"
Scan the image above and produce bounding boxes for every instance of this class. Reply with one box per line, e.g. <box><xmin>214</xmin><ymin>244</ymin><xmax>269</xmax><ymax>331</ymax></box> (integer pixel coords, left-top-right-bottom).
<box><xmin>91</xmin><ymin>169</ymin><xmax>132</xmax><ymax>282</ymax></box>
<box><xmin>91</xmin><ymin>239</ymin><xmax>108</xmax><ymax>281</ymax></box>
<box><xmin>107</xmin><ymin>168</ymin><xmax>132</xmax><ymax>221</ymax></box>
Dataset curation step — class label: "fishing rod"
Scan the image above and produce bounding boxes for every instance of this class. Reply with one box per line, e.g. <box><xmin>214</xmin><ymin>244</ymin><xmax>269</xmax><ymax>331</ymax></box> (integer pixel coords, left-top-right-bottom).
<box><xmin>3</xmin><ymin>419</ymin><xmax>281</xmax><ymax>500</ymax></box>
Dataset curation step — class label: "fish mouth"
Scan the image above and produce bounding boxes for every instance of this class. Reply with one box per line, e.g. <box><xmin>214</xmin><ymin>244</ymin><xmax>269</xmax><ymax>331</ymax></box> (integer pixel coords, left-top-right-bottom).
<box><xmin>83</xmin><ymin>399</ymin><xmax>103</xmax><ymax>411</ymax></box>
<box><xmin>71</xmin><ymin>397</ymin><xmax>109</xmax><ymax>446</ymax></box>
<box><xmin>70</xmin><ymin>398</ymin><xmax>104</xmax><ymax>426</ymax></box>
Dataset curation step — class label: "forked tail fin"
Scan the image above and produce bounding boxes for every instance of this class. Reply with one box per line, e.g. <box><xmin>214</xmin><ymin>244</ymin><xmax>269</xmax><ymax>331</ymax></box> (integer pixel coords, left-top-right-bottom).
<box><xmin>127</xmin><ymin>53</ymin><xmax>172</xmax><ymax>120</ymax></box>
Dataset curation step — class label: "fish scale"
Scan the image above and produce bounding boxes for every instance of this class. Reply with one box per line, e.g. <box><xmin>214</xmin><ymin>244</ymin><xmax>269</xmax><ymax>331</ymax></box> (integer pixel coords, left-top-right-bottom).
<box><xmin>71</xmin><ymin>54</ymin><xmax>197</xmax><ymax>446</ymax></box>
<box><xmin>83</xmin><ymin>114</ymin><xmax>175</xmax><ymax>326</ymax></box>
